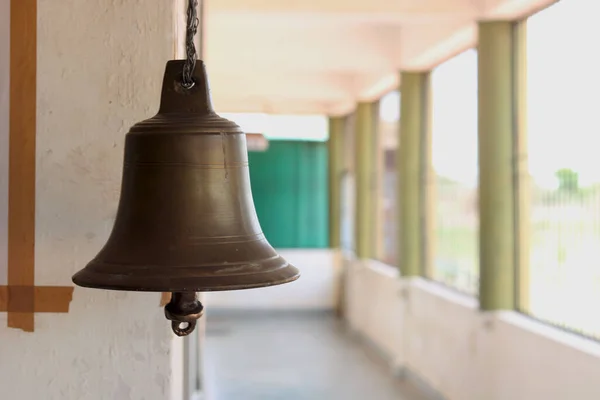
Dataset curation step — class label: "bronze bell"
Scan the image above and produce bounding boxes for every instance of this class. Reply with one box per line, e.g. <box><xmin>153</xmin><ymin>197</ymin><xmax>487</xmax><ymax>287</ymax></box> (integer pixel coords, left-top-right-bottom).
<box><xmin>72</xmin><ymin>60</ymin><xmax>300</xmax><ymax>336</ymax></box>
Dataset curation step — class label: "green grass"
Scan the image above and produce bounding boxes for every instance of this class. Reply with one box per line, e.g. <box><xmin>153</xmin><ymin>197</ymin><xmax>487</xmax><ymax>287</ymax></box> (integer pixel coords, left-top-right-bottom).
<box><xmin>433</xmin><ymin>226</ymin><xmax>479</xmax><ymax>294</ymax></box>
<box><xmin>430</xmin><ymin>186</ymin><xmax>600</xmax><ymax>336</ymax></box>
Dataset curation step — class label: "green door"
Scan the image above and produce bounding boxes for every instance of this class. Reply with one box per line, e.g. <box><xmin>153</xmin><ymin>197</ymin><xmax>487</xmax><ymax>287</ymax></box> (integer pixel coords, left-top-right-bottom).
<box><xmin>248</xmin><ymin>140</ymin><xmax>329</xmax><ymax>248</ymax></box>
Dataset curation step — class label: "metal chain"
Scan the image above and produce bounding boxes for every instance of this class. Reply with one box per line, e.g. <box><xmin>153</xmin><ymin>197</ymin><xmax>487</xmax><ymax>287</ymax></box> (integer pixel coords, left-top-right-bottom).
<box><xmin>182</xmin><ymin>0</ymin><xmax>199</xmax><ymax>89</ymax></box>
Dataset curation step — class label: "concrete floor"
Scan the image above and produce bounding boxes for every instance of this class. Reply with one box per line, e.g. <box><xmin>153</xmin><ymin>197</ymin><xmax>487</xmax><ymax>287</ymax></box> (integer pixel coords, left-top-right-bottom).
<box><xmin>203</xmin><ymin>312</ymin><xmax>434</xmax><ymax>400</ymax></box>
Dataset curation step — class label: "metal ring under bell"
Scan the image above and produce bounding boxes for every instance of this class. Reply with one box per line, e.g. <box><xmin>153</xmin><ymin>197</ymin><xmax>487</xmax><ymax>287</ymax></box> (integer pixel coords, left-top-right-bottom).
<box><xmin>172</xmin><ymin>320</ymin><xmax>197</xmax><ymax>337</ymax></box>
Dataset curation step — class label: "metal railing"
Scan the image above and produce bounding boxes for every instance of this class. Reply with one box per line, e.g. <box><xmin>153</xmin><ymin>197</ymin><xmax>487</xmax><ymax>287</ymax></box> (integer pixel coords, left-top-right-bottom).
<box><xmin>433</xmin><ymin>177</ymin><xmax>479</xmax><ymax>294</ymax></box>
<box><xmin>518</xmin><ymin>174</ymin><xmax>600</xmax><ymax>339</ymax></box>
<box><xmin>515</xmin><ymin>0</ymin><xmax>600</xmax><ymax>340</ymax></box>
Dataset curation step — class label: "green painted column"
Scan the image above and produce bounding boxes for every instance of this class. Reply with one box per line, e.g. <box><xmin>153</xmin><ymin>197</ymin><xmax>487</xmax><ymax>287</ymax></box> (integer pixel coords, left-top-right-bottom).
<box><xmin>328</xmin><ymin>116</ymin><xmax>345</xmax><ymax>248</ymax></box>
<box><xmin>478</xmin><ymin>21</ymin><xmax>524</xmax><ymax>310</ymax></box>
<box><xmin>355</xmin><ymin>102</ymin><xmax>376</xmax><ymax>259</ymax></box>
<box><xmin>514</xmin><ymin>21</ymin><xmax>530</xmax><ymax>311</ymax></box>
<box><xmin>399</xmin><ymin>72</ymin><xmax>431</xmax><ymax>277</ymax></box>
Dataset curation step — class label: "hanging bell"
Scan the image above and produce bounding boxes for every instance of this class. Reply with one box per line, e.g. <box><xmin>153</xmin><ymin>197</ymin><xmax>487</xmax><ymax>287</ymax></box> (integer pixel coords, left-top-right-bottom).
<box><xmin>72</xmin><ymin>60</ymin><xmax>300</xmax><ymax>336</ymax></box>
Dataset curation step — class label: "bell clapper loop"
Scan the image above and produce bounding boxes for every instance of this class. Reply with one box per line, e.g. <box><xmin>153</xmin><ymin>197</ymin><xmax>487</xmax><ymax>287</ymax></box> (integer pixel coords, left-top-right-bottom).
<box><xmin>172</xmin><ymin>320</ymin><xmax>196</xmax><ymax>337</ymax></box>
<box><xmin>164</xmin><ymin>292</ymin><xmax>204</xmax><ymax>337</ymax></box>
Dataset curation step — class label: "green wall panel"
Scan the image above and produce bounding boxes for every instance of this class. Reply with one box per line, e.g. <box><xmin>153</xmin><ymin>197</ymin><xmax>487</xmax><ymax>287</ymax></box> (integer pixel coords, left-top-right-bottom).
<box><xmin>248</xmin><ymin>140</ymin><xmax>329</xmax><ymax>248</ymax></box>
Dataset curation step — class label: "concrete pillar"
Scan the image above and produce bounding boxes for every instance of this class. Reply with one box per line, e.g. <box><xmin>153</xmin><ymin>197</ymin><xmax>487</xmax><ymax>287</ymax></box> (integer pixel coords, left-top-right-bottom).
<box><xmin>354</xmin><ymin>102</ymin><xmax>377</xmax><ymax>259</ymax></box>
<box><xmin>478</xmin><ymin>21</ymin><xmax>527</xmax><ymax>310</ymax></box>
<box><xmin>328</xmin><ymin>116</ymin><xmax>345</xmax><ymax>248</ymax></box>
<box><xmin>398</xmin><ymin>72</ymin><xmax>431</xmax><ymax>277</ymax></box>
<box><xmin>514</xmin><ymin>21</ymin><xmax>530</xmax><ymax>311</ymax></box>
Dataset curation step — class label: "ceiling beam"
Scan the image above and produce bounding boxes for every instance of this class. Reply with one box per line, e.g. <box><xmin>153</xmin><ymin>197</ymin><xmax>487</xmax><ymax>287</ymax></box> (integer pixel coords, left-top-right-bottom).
<box><xmin>214</xmin><ymin>96</ymin><xmax>355</xmax><ymax>116</ymax></box>
<box><xmin>204</xmin><ymin>16</ymin><xmax>399</xmax><ymax>74</ymax></box>
<box><xmin>482</xmin><ymin>0</ymin><xmax>557</xmax><ymax>19</ymax></box>
<box><xmin>398</xmin><ymin>22</ymin><xmax>477</xmax><ymax>70</ymax></box>
<box><xmin>207</xmin><ymin>0</ymin><xmax>479</xmax><ymax>16</ymax></box>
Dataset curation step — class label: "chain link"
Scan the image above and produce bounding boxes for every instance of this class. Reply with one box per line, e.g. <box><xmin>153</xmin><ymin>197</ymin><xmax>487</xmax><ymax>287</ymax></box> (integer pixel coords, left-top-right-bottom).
<box><xmin>182</xmin><ymin>0</ymin><xmax>199</xmax><ymax>89</ymax></box>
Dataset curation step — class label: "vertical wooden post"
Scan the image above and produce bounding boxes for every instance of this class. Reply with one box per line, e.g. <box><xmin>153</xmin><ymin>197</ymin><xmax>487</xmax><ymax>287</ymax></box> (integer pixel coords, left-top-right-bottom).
<box><xmin>8</xmin><ymin>0</ymin><xmax>37</xmax><ymax>332</ymax></box>
<box><xmin>355</xmin><ymin>102</ymin><xmax>376</xmax><ymax>259</ymax></box>
<box><xmin>478</xmin><ymin>21</ymin><xmax>526</xmax><ymax>310</ymax></box>
<box><xmin>328</xmin><ymin>116</ymin><xmax>345</xmax><ymax>248</ymax></box>
<box><xmin>398</xmin><ymin>72</ymin><xmax>431</xmax><ymax>277</ymax></box>
<box><xmin>1</xmin><ymin>0</ymin><xmax>74</xmax><ymax>331</ymax></box>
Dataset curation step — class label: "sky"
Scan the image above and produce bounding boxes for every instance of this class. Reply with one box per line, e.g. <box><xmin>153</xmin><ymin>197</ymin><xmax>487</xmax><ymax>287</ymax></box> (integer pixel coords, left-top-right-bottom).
<box><xmin>430</xmin><ymin>49</ymin><xmax>479</xmax><ymax>187</ymax></box>
<box><xmin>526</xmin><ymin>0</ymin><xmax>600</xmax><ymax>188</ymax></box>
<box><xmin>425</xmin><ymin>0</ymin><xmax>600</xmax><ymax>188</ymax></box>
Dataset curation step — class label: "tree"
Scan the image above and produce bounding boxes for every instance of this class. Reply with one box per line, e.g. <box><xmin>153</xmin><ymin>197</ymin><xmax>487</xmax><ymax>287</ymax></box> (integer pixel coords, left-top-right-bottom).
<box><xmin>555</xmin><ymin>168</ymin><xmax>579</xmax><ymax>193</ymax></box>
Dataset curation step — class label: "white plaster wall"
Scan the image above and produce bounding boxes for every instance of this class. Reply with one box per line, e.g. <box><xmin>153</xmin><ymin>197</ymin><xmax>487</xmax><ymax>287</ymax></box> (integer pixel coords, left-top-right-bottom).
<box><xmin>0</xmin><ymin>1</ymin><xmax>179</xmax><ymax>399</ymax></box>
<box><xmin>488</xmin><ymin>313</ymin><xmax>600</xmax><ymax>400</ymax></box>
<box><xmin>402</xmin><ymin>278</ymin><xmax>488</xmax><ymax>400</ymax></box>
<box><xmin>344</xmin><ymin>259</ymin><xmax>600</xmax><ymax>400</ymax></box>
<box><xmin>205</xmin><ymin>249</ymin><xmax>340</xmax><ymax>310</ymax></box>
<box><xmin>171</xmin><ymin>329</ymin><xmax>185</xmax><ymax>400</ymax></box>
<box><xmin>344</xmin><ymin>260</ymin><xmax>405</xmax><ymax>368</ymax></box>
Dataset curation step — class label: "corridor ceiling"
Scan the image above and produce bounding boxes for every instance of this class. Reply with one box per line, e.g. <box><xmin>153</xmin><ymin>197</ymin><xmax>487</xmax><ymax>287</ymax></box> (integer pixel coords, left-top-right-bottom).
<box><xmin>203</xmin><ymin>0</ymin><xmax>556</xmax><ymax>115</ymax></box>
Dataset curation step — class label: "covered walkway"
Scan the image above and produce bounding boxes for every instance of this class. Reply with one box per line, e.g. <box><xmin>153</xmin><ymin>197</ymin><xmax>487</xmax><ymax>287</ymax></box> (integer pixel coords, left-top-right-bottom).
<box><xmin>204</xmin><ymin>312</ymin><xmax>434</xmax><ymax>400</ymax></box>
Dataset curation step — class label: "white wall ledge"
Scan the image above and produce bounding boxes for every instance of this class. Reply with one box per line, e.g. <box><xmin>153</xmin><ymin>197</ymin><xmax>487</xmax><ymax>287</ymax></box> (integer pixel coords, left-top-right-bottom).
<box><xmin>364</xmin><ymin>258</ymin><xmax>400</xmax><ymax>278</ymax></box>
<box><xmin>408</xmin><ymin>276</ymin><xmax>479</xmax><ymax>310</ymax></box>
<box><xmin>344</xmin><ymin>257</ymin><xmax>600</xmax><ymax>400</ymax></box>
<box><xmin>496</xmin><ymin>310</ymin><xmax>600</xmax><ymax>359</ymax></box>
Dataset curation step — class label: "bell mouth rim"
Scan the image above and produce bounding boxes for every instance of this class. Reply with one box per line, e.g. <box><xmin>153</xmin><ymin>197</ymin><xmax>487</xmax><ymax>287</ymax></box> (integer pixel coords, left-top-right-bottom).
<box><xmin>71</xmin><ymin>264</ymin><xmax>300</xmax><ymax>293</ymax></box>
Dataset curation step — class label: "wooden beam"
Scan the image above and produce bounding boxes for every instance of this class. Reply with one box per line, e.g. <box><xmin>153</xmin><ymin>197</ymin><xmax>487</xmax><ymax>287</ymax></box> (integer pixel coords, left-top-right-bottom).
<box><xmin>0</xmin><ymin>286</ymin><xmax>74</xmax><ymax>313</ymax></box>
<box><xmin>8</xmin><ymin>0</ymin><xmax>37</xmax><ymax>331</ymax></box>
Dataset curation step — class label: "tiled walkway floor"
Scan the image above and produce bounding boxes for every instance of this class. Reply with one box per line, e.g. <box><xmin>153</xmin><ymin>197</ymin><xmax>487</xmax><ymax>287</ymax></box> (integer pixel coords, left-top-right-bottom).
<box><xmin>203</xmin><ymin>312</ymin><xmax>434</xmax><ymax>400</ymax></box>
